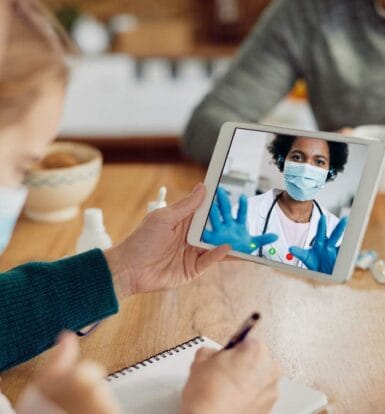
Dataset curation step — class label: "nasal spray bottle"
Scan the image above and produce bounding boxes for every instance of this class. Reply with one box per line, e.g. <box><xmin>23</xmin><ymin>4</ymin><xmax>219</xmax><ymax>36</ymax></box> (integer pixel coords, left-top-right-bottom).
<box><xmin>147</xmin><ymin>186</ymin><xmax>167</xmax><ymax>213</ymax></box>
<box><xmin>76</xmin><ymin>208</ymin><xmax>112</xmax><ymax>253</ymax></box>
<box><xmin>76</xmin><ymin>208</ymin><xmax>112</xmax><ymax>336</ymax></box>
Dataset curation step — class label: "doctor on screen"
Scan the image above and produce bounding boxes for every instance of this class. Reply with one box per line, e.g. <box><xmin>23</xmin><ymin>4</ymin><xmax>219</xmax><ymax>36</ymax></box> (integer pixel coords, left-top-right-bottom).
<box><xmin>203</xmin><ymin>135</ymin><xmax>349</xmax><ymax>275</ymax></box>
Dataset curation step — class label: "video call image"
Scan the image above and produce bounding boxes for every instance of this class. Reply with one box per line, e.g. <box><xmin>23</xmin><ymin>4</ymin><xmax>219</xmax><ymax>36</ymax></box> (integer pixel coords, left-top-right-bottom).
<box><xmin>201</xmin><ymin>128</ymin><xmax>369</xmax><ymax>275</ymax></box>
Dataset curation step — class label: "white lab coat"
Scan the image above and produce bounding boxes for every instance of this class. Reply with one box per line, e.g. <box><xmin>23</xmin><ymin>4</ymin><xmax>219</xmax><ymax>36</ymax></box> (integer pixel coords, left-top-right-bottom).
<box><xmin>240</xmin><ymin>189</ymin><xmax>340</xmax><ymax>268</ymax></box>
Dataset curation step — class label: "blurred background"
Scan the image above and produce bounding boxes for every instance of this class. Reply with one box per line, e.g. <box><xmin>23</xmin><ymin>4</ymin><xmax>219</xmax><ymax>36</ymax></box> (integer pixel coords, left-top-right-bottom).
<box><xmin>42</xmin><ymin>0</ymin><xmax>316</xmax><ymax>162</ymax></box>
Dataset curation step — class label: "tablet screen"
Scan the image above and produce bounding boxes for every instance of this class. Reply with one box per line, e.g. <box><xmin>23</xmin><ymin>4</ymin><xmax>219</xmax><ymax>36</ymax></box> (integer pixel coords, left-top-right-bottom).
<box><xmin>200</xmin><ymin>128</ymin><xmax>369</xmax><ymax>275</ymax></box>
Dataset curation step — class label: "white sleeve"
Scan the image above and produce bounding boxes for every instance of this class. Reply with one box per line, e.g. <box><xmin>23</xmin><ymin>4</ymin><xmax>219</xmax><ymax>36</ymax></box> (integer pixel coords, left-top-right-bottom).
<box><xmin>327</xmin><ymin>214</ymin><xmax>344</xmax><ymax>246</ymax></box>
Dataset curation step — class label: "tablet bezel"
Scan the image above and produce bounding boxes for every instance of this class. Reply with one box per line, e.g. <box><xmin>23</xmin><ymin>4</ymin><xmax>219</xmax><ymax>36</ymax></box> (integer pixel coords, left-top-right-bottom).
<box><xmin>188</xmin><ymin>122</ymin><xmax>385</xmax><ymax>283</ymax></box>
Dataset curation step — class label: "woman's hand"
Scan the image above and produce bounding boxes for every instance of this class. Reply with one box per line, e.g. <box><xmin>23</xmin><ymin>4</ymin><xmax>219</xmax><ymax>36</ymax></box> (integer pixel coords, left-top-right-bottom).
<box><xmin>202</xmin><ymin>187</ymin><xmax>278</xmax><ymax>254</ymax></box>
<box><xmin>289</xmin><ymin>215</ymin><xmax>348</xmax><ymax>274</ymax></box>
<box><xmin>181</xmin><ymin>338</ymin><xmax>280</xmax><ymax>414</ymax></box>
<box><xmin>19</xmin><ymin>332</ymin><xmax>123</xmax><ymax>414</ymax></box>
<box><xmin>105</xmin><ymin>184</ymin><xmax>231</xmax><ymax>299</ymax></box>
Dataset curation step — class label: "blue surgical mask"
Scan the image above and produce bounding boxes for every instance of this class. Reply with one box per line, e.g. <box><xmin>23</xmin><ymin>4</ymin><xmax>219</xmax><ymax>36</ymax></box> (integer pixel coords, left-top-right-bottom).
<box><xmin>283</xmin><ymin>161</ymin><xmax>328</xmax><ymax>202</ymax></box>
<box><xmin>0</xmin><ymin>186</ymin><xmax>28</xmax><ymax>254</ymax></box>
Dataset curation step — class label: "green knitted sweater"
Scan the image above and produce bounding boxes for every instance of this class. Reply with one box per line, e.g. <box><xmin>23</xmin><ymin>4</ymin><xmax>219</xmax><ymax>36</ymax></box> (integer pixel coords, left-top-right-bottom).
<box><xmin>0</xmin><ymin>249</ymin><xmax>119</xmax><ymax>371</ymax></box>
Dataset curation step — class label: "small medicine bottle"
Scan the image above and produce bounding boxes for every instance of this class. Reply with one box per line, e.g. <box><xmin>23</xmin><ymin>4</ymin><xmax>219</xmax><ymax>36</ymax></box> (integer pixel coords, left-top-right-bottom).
<box><xmin>147</xmin><ymin>186</ymin><xmax>167</xmax><ymax>213</ymax></box>
<box><xmin>76</xmin><ymin>208</ymin><xmax>112</xmax><ymax>254</ymax></box>
<box><xmin>76</xmin><ymin>208</ymin><xmax>112</xmax><ymax>336</ymax></box>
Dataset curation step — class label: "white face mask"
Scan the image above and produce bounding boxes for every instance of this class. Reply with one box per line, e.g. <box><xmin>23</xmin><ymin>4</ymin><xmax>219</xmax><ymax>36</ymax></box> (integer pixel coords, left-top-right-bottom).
<box><xmin>0</xmin><ymin>186</ymin><xmax>28</xmax><ymax>254</ymax></box>
<box><xmin>283</xmin><ymin>161</ymin><xmax>328</xmax><ymax>201</ymax></box>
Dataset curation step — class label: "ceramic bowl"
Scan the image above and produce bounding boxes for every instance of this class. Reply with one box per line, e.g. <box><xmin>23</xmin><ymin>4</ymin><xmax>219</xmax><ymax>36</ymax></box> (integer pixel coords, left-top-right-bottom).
<box><xmin>24</xmin><ymin>142</ymin><xmax>102</xmax><ymax>222</ymax></box>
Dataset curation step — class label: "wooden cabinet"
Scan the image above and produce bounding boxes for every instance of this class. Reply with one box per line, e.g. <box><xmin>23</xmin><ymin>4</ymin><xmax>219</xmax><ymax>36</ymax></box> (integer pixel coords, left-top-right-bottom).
<box><xmin>195</xmin><ymin>0</ymin><xmax>271</xmax><ymax>42</ymax></box>
<box><xmin>43</xmin><ymin>0</ymin><xmax>271</xmax><ymax>37</ymax></box>
<box><xmin>42</xmin><ymin>0</ymin><xmax>193</xmax><ymax>20</ymax></box>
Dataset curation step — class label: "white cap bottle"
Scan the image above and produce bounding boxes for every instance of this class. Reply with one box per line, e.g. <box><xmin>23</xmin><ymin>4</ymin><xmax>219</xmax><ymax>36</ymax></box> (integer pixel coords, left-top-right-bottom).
<box><xmin>76</xmin><ymin>208</ymin><xmax>113</xmax><ymax>254</ymax></box>
<box><xmin>147</xmin><ymin>186</ymin><xmax>167</xmax><ymax>213</ymax></box>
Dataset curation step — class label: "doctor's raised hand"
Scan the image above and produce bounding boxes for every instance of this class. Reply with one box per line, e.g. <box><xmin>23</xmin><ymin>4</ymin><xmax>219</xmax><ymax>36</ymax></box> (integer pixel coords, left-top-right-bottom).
<box><xmin>202</xmin><ymin>187</ymin><xmax>278</xmax><ymax>254</ymax></box>
<box><xmin>289</xmin><ymin>215</ymin><xmax>348</xmax><ymax>274</ymax></box>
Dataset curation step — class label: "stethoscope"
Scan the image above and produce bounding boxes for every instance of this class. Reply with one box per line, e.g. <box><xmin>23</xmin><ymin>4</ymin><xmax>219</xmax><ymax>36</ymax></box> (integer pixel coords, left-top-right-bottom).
<box><xmin>258</xmin><ymin>192</ymin><xmax>324</xmax><ymax>257</ymax></box>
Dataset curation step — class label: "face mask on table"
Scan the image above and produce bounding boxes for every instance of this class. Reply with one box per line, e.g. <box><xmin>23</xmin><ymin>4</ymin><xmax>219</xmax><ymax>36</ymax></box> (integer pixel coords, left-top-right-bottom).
<box><xmin>0</xmin><ymin>186</ymin><xmax>28</xmax><ymax>254</ymax></box>
<box><xmin>283</xmin><ymin>161</ymin><xmax>328</xmax><ymax>202</ymax></box>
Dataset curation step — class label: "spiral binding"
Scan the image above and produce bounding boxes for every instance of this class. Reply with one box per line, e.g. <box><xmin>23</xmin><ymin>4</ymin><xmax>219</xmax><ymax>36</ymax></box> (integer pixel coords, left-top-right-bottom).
<box><xmin>106</xmin><ymin>336</ymin><xmax>205</xmax><ymax>382</ymax></box>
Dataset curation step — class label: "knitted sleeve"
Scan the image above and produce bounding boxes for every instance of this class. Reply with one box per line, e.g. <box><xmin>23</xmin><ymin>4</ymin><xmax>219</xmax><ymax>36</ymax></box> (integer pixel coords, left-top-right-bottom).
<box><xmin>0</xmin><ymin>249</ymin><xmax>119</xmax><ymax>371</ymax></box>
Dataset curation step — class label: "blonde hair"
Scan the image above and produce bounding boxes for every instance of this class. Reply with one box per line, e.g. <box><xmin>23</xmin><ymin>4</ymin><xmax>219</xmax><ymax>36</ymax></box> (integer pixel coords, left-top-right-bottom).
<box><xmin>0</xmin><ymin>0</ymin><xmax>74</xmax><ymax>129</ymax></box>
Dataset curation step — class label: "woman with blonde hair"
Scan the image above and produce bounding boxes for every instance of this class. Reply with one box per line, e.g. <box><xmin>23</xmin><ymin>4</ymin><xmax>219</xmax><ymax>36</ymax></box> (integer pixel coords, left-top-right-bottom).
<box><xmin>0</xmin><ymin>1</ymin><xmax>279</xmax><ymax>413</ymax></box>
<box><xmin>0</xmin><ymin>0</ymin><xmax>227</xmax><ymax>370</ymax></box>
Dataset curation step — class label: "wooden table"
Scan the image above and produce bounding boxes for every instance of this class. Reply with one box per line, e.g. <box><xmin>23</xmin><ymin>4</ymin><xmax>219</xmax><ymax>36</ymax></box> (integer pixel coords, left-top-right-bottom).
<box><xmin>2</xmin><ymin>163</ymin><xmax>385</xmax><ymax>413</ymax></box>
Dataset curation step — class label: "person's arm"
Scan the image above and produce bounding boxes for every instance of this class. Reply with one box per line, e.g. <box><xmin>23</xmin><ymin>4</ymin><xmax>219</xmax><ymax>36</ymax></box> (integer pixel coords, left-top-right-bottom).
<box><xmin>16</xmin><ymin>332</ymin><xmax>124</xmax><ymax>414</ymax></box>
<box><xmin>183</xmin><ymin>0</ymin><xmax>305</xmax><ymax>164</ymax></box>
<box><xmin>0</xmin><ymin>184</ymin><xmax>229</xmax><ymax>371</ymax></box>
<box><xmin>0</xmin><ymin>249</ymin><xmax>119</xmax><ymax>371</ymax></box>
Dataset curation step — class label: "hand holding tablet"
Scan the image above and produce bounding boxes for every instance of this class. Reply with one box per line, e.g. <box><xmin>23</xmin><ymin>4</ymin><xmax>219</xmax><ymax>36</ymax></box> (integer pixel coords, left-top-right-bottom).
<box><xmin>188</xmin><ymin>123</ymin><xmax>385</xmax><ymax>283</ymax></box>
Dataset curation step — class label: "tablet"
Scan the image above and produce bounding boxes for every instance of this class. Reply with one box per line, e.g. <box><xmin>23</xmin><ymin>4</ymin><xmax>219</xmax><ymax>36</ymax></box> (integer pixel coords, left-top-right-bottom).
<box><xmin>188</xmin><ymin>122</ymin><xmax>385</xmax><ymax>283</ymax></box>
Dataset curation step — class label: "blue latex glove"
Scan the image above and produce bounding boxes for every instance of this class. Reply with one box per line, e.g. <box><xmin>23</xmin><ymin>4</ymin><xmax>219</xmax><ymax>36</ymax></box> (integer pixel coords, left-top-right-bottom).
<box><xmin>289</xmin><ymin>215</ymin><xmax>348</xmax><ymax>274</ymax></box>
<box><xmin>203</xmin><ymin>187</ymin><xmax>278</xmax><ymax>254</ymax></box>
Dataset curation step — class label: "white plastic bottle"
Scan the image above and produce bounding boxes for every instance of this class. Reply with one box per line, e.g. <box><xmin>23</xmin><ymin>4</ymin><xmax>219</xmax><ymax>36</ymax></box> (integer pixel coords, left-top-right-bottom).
<box><xmin>76</xmin><ymin>208</ymin><xmax>112</xmax><ymax>254</ymax></box>
<box><xmin>76</xmin><ymin>208</ymin><xmax>112</xmax><ymax>336</ymax></box>
<box><xmin>147</xmin><ymin>186</ymin><xmax>167</xmax><ymax>213</ymax></box>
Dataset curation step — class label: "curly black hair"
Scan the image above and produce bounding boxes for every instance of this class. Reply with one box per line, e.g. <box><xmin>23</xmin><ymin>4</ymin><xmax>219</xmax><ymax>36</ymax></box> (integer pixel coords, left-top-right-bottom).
<box><xmin>267</xmin><ymin>134</ymin><xmax>349</xmax><ymax>181</ymax></box>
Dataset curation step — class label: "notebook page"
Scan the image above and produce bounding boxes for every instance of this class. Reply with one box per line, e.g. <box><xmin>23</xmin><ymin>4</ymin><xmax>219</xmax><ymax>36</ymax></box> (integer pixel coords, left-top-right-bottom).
<box><xmin>107</xmin><ymin>337</ymin><xmax>327</xmax><ymax>414</ymax></box>
<box><xmin>274</xmin><ymin>377</ymin><xmax>327</xmax><ymax>414</ymax></box>
<box><xmin>108</xmin><ymin>337</ymin><xmax>216</xmax><ymax>414</ymax></box>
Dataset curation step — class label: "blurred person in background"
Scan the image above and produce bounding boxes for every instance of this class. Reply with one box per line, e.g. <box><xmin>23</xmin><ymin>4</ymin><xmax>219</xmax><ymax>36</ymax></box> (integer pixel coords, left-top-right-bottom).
<box><xmin>0</xmin><ymin>1</ymin><xmax>279</xmax><ymax>413</ymax></box>
<box><xmin>0</xmin><ymin>0</ymin><xmax>228</xmax><ymax>371</ymax></box>
<box><xmin>183</xmin><ymin>0</ymin><xmax>385</xmax><ymax>163</ymax></box>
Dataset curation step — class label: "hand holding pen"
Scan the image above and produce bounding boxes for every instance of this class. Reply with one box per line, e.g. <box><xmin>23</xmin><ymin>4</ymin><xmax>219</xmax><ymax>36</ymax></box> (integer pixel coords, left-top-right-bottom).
<box><xmin>181</xmin><ymin>313</ymin><xmax>281</xmax><ymax>414</ymax></box>
<box><xmin>224</xmin><ymin>312</ymin><xmax>260</xmax><ymax>350</ymax></box>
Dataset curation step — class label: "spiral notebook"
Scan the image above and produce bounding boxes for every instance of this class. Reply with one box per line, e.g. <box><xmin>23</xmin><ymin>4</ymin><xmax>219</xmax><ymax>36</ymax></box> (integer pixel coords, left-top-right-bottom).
<box><xmin>107</xmin><ymin>336</ymin><xmax>328</xmax><ymax>414</ymax></box>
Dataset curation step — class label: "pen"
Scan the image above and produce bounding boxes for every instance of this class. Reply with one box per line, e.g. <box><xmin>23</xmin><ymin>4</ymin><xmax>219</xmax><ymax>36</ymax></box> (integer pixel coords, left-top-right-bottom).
<box><xmin>224</xmin><ymin>312</ymin><xmax>260</xmax><ymax>350</ymax></box>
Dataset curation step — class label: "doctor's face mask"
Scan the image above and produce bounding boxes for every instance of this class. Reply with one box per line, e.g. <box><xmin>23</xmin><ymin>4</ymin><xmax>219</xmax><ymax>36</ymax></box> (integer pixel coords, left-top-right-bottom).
<box><xmin>283</xmin><ymin>161</ymin><xmax>328</xmax><ymax>202</ymax></box>
<box><xmin>0</xmin><ymin>186</ymin><xmax>27</xmax><ymax>254</ymax></box>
